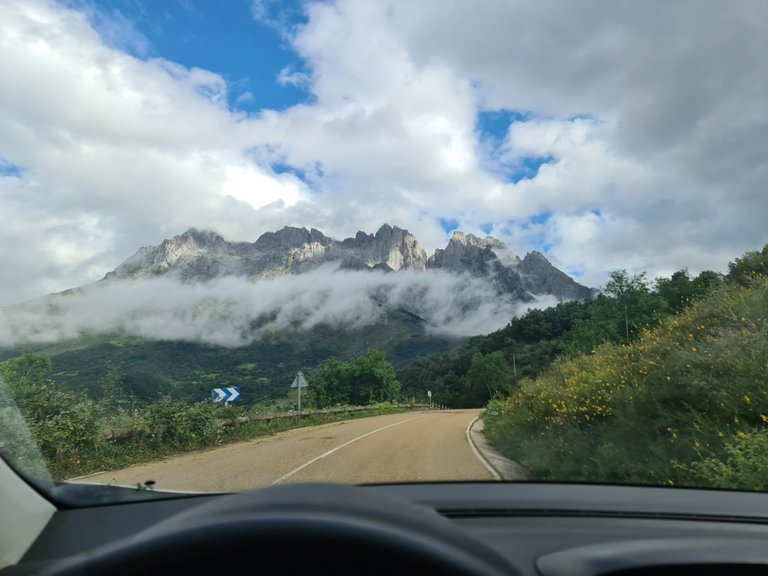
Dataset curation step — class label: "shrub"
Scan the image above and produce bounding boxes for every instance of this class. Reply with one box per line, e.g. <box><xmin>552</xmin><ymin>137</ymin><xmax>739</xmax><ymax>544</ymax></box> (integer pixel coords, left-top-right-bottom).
<box><xmin>484</xmin><ymin>277</ymin><xmax>768</xmax><ymax>488</ymax></box>
<box><xmin>135</xmin><ymin>397</ymin><xmax>223</xmax><ymax>450</ymax></box>
<box><xmin>681</xmin><ymin>429</ymin><xmax>768</xmax><ymax>491</ymax></box>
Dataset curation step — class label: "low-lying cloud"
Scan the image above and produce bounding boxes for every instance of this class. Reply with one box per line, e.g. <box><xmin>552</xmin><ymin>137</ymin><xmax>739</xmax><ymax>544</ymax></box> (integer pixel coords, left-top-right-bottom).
<box><xmin>0</xmin><ymin>267</ymin><xmax>558</xmax><ymax>348</ymax></box>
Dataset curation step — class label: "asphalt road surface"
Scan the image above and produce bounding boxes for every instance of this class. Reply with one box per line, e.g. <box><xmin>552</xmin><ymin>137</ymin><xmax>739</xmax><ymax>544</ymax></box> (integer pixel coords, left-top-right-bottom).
<box><xmin>81</xmin><ymin>410</ymin><xmax>495</xmax><ymax>492</ymax></box>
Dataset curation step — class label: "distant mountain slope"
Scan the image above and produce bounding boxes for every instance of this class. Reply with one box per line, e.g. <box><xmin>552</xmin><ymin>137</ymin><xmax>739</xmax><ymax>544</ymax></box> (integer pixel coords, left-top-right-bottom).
<box><xmin>1</xmin><ymin>309</ymin><xmax>461</xmax><ymax>405</ymax></box>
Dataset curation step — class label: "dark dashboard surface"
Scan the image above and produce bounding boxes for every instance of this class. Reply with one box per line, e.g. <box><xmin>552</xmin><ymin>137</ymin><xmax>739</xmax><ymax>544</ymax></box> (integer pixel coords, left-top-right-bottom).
<box><xmin>10</xmin><ymin>483</ymin><xmax>768</xmax><ymax>576</ymax></box>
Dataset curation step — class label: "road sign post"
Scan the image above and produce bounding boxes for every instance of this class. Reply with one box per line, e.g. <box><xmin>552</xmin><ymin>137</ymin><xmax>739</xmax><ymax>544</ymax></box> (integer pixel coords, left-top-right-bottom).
<box><xmin>290</xmin><ymin>371</ymin><xmax>308</xmax><ymax>412</ymax></box>
<box><xmin>427</xmin><ymin>390</ymin><xmax>432</xmax><ymax>408</ymax></box>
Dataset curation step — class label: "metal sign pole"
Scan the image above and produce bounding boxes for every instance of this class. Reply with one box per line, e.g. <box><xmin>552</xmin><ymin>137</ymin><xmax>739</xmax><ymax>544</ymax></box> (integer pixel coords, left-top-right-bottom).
<box><xmin>291</xmin><ymin>371</ymin><xmax>307</xmax><ymax>413</ymax></box>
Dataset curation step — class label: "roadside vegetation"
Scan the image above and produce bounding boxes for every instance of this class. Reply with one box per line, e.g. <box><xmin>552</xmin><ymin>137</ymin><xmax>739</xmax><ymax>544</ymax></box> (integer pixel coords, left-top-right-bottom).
<box><xmin>0</xmin><ymin>348</ymin><xmax>410</xmax><ymax>479</ymax></box>
<box><xmin>484</xmin><ymin>245</ymin><xmax>768</xmax><ymax>490</ymax></box>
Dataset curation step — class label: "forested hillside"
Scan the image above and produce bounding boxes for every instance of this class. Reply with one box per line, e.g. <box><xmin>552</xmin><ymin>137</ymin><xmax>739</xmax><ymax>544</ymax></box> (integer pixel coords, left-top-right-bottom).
<box><xmin>0</xmin><ymin>309</ymin><xmax>457</xmax><ymax>406</ymax></box>
<box><xmin>484</xmin><ymin>245</ymin><xmax>768</xmax><ymax>489</ymax></box>
<box><xmin>399</xmin><ymin>266</ymin><xmax>723</xmax><ymax>407</ymax></box>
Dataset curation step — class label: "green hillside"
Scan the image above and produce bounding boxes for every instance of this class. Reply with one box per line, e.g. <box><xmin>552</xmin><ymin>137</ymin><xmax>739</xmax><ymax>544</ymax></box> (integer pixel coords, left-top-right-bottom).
<box><xmin>399</xmin><ymin>268</ymin><xmax>722</xmax><ymax>407</ymax></box>
<box><xmin>484</xmin><ymin>271</ymin><xmax>768</xmax><ymax>489</ymax></box>
<box><xmin>1</xmin><ymin>309</ymin><xmax>461</xmax><ymax>405</ymax></box>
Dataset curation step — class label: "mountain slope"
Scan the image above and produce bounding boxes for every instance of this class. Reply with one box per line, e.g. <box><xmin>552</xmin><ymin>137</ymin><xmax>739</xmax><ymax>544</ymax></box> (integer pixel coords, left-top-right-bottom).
<box><xmin>3</xmin><ymin>309</ymin><xmax>462</xmax><ymax>405</ymax></box>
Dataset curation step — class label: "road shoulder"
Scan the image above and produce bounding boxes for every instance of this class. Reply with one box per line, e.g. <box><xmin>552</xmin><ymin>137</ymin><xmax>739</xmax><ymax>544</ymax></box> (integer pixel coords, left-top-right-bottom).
<box><xmin>467</xmin><ymin>417</ymin><xmax>528</xmax><ymax>481</ymax></box>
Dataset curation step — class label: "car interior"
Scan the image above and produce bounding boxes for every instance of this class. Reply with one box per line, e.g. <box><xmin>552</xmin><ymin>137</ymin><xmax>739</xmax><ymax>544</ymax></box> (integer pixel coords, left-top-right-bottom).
<box><xmin>3</xmin><ymin>454</ymin><xmax>768</xmax><ymax>576</ymax></box>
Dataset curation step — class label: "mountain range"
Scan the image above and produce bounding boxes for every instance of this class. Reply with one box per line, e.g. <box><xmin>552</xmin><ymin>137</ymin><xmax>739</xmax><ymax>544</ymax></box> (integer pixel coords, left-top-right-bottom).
<box><xmin>0</xmin><ymin>224</ymin><xmax>593</xmax><ymax>404</ymax></box>
<box><xmin>104</xmin><ymin>224</ymin><xmax>591</xmax><ymax>302</ymax></box>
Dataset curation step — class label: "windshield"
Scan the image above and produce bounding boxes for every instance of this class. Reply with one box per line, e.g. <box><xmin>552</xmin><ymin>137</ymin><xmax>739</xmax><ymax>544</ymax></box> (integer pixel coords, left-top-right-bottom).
<box><xmin>1</xmin><ymin>0</ymin><xmax>767</xmax><ymax>505</ymax></box>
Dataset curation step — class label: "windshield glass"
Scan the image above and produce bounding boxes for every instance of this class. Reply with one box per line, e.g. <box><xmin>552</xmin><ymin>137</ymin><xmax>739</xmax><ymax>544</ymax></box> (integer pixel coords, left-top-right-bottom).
<box><xmin>1</xmin><ymin>0</ymin><xmax>766</xmax><ymax>504</ymax></box>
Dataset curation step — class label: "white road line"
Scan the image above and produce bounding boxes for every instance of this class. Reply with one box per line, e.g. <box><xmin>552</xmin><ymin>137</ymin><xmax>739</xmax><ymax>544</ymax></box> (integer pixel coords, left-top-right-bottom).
<box><xmin>67</xmin><ymin>470</ymin><xmax>107</xmax><ymax>481</ymax></box>
<box><xmin>271</xmin><ymin>414</ymin><xmax>427</xmax><ymax>485</ymax></box>
<box><xmin>465</xmin><ymin>416</ymin><xmax>501</xmax><ymax>481</ymax></box>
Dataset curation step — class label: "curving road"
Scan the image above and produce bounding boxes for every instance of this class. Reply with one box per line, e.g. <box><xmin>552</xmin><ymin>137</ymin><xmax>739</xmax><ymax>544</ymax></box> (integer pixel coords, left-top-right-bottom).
<box><xmin>81</xmin><ymin>410</ymin><xmax>495</xmax><ymax>492</ymax></box>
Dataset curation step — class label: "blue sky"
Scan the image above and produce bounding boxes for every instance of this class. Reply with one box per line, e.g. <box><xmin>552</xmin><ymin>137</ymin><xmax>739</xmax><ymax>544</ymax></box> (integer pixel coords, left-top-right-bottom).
<box><xmin>83</xmin><ymin>0</ymin><xmax>310</xmax><ymax>112</ymax></box>
<box><xmin>0</xmin><ymin>0</ymin><xmax>766</xmax><ymax>305</ymax></box>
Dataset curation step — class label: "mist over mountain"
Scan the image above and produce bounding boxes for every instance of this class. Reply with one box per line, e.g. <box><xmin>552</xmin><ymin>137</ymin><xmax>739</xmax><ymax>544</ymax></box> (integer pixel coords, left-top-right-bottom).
<box><xmin>0</xmin><ymin>225</ymin><xmax>592</xmax><ymax>348</ymax></box>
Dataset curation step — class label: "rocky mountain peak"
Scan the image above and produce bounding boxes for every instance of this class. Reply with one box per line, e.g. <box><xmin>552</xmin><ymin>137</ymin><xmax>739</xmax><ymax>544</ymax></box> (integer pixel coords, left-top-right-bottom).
<box><xmin>254</xmin><ymin>226</ymin><xmax>332</xmax><ymax>251</ymax></box>
<box><xmin>339</xmin><ymin>224</ymin><xmax>427</xmax><ymax>271</ymax></box>
<box><xmin>428</xmin><ymin>231</ymin><xmax>507</xmax><ymax>275</ymax></box>
<box><xmin>449</xmin><ymin>231</ymin><xmax>507</xmax><ymax>251</ymax></box>
<box><xmin>103</xmin><ymin>224</ymin><xmax>591</xmax><ymax>304</ymax></box>
<box><xmin>177</xmin><ymin>228</ymin><xmax>225</xmax><ymax>246</ymax></box>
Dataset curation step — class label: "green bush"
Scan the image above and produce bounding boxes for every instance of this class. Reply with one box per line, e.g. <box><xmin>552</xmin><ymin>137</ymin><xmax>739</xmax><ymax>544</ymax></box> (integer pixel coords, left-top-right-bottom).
<box><xmin>682</xmin><ymin>429</ymin><xmax>768</xmax><ymax>491</ymax></box>
<box><xmin>1</xmin><ymin>353</ymin><xmax>104</xmax><ymax>476</ymax></box>
<box><xmin>135</xmin><ymin>397</ymin><xmax>223</xmax><ymax>450</ymax></box>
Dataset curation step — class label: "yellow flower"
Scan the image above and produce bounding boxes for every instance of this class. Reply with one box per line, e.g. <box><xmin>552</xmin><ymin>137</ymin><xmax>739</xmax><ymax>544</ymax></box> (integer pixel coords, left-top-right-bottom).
<box><xmin>737</xmin><ymin>431</ymin><xmax>749</xmax><ymax>440</ymax></box>
<box><xmin>744</xmin><ymin>395</ymin><xmax>752</xmax><ymax>405</ymax></box>
<box><xmin>760</xmin><ymin>414</ymin><xmax>768</xmax><ymax>424</ymax></box>
<box><xmin>691</xmin><ymin>346</ymin><xmax>697</xmax><ymax>352</ymax></box>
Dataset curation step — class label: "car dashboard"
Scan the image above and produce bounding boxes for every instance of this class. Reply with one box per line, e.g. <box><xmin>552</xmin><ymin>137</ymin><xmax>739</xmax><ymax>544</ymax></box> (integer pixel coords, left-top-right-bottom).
<box><xmin>4</xmin><ymin>482</ymin><xmax>768</xmax><ymax>575</ymax></box>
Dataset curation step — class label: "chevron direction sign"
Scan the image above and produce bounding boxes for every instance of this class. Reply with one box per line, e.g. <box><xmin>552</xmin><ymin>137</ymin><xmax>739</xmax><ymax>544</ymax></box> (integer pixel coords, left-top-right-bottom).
<box><xmin>212</xmin><ymin>386</ymin><xmax>240</xmax><ymax>404</ymax></box>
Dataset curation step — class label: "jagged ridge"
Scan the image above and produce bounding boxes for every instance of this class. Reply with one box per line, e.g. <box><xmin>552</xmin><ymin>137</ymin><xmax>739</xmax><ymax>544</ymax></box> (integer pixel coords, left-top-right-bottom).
<box><xmin>105</xmin><ymin>224</ymin><xmax>591</xmax><ymax>302</ymax></box>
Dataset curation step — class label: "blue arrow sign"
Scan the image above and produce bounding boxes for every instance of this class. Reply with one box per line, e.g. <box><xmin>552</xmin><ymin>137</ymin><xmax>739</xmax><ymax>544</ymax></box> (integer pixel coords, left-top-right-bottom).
<box><xmin>212</xmin><ymin>386</ymin><xmax>240</xmax><ymax>403</ymax></box>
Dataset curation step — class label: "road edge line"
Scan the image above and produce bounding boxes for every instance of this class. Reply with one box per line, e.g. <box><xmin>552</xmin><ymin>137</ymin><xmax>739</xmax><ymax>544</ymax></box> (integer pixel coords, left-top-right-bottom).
<box><xmin>67</xmin><ymin>470</ymin><xmax>108</xmax><ymax>481</ymax></box>
<box><xmin>466</xmin><ymin>416</ymin><xmax>501</xmax><ymax>481</ymax></box>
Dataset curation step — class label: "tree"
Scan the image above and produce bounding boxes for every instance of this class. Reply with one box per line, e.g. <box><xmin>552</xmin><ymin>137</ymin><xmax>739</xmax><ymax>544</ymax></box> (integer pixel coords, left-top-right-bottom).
<box><xmin>693</xmin><ymin>270</ymin><xmax>723</xmax><ymax>294</ymax></box>
<box><xmin>466</xmin><ymin>352</ymin><xmax>511</xmax><ymax>405</ymax></box>
<box><xmin>308</xmin><ymin>349</ymin><xmax>401</xmax><ymax>408</ymax></box>
<box><xmin>656</xmin><ymin>268</ymin><xmax>723</xmax><ymax>313</ymax></box>
<box><xmin>655</xmin><ymin>269</ymin><xmax>696</xmax><ymax>313</ymax></box>
<box><xmin>348</xmin><ymin>349</ymin><xmax>401</xmax><ymax>405</ymax></box>
<box><xmin>604</xmin><ymin>270</ymin><xmax>667</xmax><ymax>342</ymax></box>
<box><xmin>309</xmin><ymin>359</ymin><xmax>350</xmax><ymax>407</ymax></box>
<box><xmin>560</xmin><ymin>294</ymin><xmax>622</xmax><ymax>355</ymax></box>
<box><xmin>727</xmin><ymin>244</ymin><xmax>768</xmax><ymax>286</ymax></box>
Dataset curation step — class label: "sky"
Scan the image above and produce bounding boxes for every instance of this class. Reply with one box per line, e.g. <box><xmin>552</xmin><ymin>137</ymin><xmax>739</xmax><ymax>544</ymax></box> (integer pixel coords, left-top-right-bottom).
<box><xmin>0</xmin><ymin>0</ymin><xmax>767</xmax><ymax>306</ymax></box>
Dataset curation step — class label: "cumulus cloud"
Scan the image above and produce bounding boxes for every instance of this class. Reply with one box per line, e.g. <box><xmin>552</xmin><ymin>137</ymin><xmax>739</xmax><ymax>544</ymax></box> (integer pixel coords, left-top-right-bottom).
<box><xmin>0</xmin><ymin>268</ymin><xmax>552</xmax><ymax>347</ymax></box>
<box><xmin>0</xmin><ymin>0</ymin><xmax>766</xmax><ymax>307</ymax></box>
<box><xmin>0</xmin><ymin>1</ymin><xmax>311</xmax><ymax>304</ymax></box>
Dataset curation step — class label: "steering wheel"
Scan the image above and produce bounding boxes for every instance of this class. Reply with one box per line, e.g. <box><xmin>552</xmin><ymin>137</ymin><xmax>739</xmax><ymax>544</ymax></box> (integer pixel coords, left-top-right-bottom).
<box><xmin>46</xmin><ymin>483</ymin><xmax>514</xmax><ymax>575</ymax></box>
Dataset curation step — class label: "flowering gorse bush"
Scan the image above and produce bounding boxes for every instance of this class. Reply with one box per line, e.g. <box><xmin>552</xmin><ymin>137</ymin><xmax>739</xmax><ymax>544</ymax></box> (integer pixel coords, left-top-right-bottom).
<box><xmin>485</xmin><ymin>276</ymin><xmax>768</xmax><ymax>488</ymax></box>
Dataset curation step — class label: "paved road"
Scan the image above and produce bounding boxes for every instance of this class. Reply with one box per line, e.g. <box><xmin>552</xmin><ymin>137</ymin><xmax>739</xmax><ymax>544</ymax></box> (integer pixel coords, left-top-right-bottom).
<box><xmin>81</xmin><ymin>410</ymin><xmax>494</xmax><ymax>492</ymax></box>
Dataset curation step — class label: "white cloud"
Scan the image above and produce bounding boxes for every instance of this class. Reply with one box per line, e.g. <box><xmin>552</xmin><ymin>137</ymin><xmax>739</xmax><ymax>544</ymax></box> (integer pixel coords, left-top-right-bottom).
<box><xmin>0</xmin><ymin>0</ymin><xmax>766</xmax><ymax>309</ymax></box>
<box><xmin>0</xmin><ymin>268</ymin><xmax>551</xmax><ymax>347</ymax></box>
<box><xmin>0</xmin><ymin>1</ymin><xmax>313</xmax><ymax>304</ymax></box>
